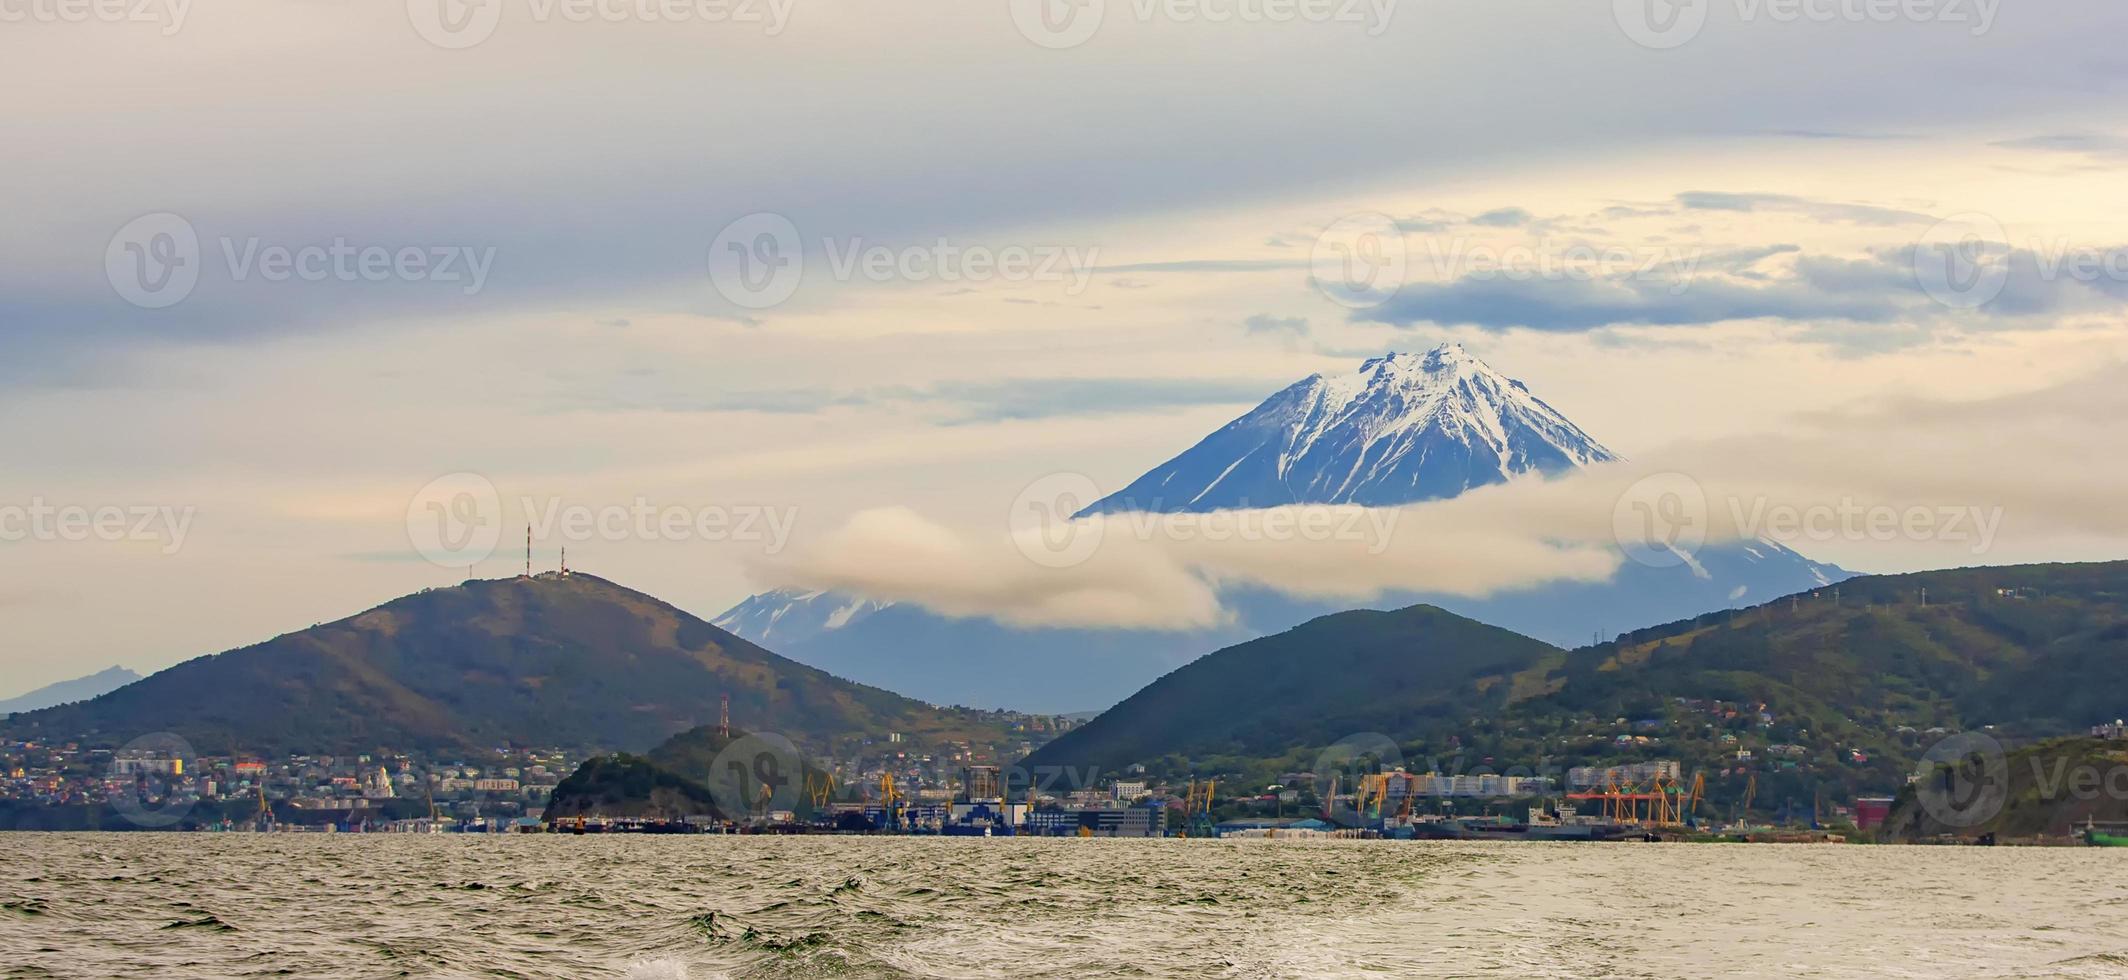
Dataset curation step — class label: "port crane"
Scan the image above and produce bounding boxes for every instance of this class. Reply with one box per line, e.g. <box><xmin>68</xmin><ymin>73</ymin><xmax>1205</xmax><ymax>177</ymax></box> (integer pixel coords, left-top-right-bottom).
<box><xmin>1355</xmin><ymin>773</ymin><xmax>1414</xmax><ymax>826</ymax></box>
<box><xmin>1179</xmin><ymin>778</ymin><xmax>1216</xmax><ymax>838</ymax></box>
<box><xmin>806</xmin><ymin>771</ymin><xmax>837</xmax><ymax>809</ymax></box>
<box><xmin>878</xmin><ymin>773</ymin><xmax>905</xmax><ymax>831</ymax></box>
<box><xmin>1567</xmin><ymin>771</ymin><xmax>1705</xmax><ymax>827</ymax></box>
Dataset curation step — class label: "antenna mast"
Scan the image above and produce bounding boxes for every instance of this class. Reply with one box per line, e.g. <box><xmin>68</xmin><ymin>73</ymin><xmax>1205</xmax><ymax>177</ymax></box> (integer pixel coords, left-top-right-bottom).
<box><xmin>524</xmin><ymin>527</ymin><xmax>532</xmax><ymax>578</ymax></box>
<box><xmin>720</xmin><ymin>694</ymin><xmax>731</xmax><ymax>739</ymax></box>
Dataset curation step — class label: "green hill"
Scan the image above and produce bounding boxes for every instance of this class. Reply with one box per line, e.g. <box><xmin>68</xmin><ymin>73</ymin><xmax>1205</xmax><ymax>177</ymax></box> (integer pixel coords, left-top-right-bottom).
<box><xmin>1023</xmin><ymin>604</ymin><xmax>1559</xmax><ymax>777</ymax></box>
<box><xmin>541</xmin><ymin>754</ymin><xmax>724</xmax><ymax>823</ymax></box>
<box><xmin>1028</xmin><ymin>560</ymin><xmax>2128</xmax><ymax>815</ymax></box>
<box><xmin>545</xmin><ymin>725</ymin><xmax>839</xmax><ymax>823</ymax></box>
<box><xmin>1557</xmin><ymin>561</ymin><xmax>2128</xmax><ymax>741</ymax></box>
<box><xmin>1881</xmin><ymin>736</ymin><xmax>2128</xmax><ymax>841</ymax></box>
<box><xmin>1</xmin><ymin>572</ymin><xmax>1017</xmax><ymax>758</ymax></box>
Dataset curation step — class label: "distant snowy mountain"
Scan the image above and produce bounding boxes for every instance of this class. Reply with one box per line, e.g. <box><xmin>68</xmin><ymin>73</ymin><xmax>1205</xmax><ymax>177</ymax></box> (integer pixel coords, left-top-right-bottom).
<box><xmin>713</xmin><ymin>590</ymin><xmax>890</xmax><ymax>648</ymax></box>
<box><xmin>1082</xmin><ymin>344</ymin><xmax>1615</xmax><ymax>513</ymax></box>
<box><xmin>717</xmin><ymin>345</ymin><xmax>1850</xmax><ymax>711</ymax></box>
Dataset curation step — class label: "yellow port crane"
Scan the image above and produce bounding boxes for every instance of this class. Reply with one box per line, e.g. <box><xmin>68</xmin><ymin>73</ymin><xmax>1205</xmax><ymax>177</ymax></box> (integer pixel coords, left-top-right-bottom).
<box><xmin>807</xmin><ymin>771</ymin><xmax>837</xmax><ymax>809</ymax></box>
<box><xmin>880</xmin><ymin>773</ymin><xmax>905</xmax><ymax>830</ymax></box>
<box><xmin>1356</xmin><ymin>773</ymin><xmax>1408</xmax><ymax>824</ymax></box>
<box><xmin>1179</xmin><ymin>778</ymin><xmax>1216</xmax><ymax>838</ymax></box>
<box><xmin>1569</xmin><ymin>772</ymin><xmax>1698</xmax><ymax>827</ymax></box>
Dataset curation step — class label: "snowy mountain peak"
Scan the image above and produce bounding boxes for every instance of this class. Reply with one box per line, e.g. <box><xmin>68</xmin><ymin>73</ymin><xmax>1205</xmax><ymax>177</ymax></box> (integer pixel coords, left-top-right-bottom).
<box><xmin>1364</xmin><ymin>342</ymin><xmax>1474</xmax><ymax>375</ymax></box>
<box><xmin>1079</xmin><ymin>346</ymin><xmax>1618</xmax><ymax>514</ymax></box>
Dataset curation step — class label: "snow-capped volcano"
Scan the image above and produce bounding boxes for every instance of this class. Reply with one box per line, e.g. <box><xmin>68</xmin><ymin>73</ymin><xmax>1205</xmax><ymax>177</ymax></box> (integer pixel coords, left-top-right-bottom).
<box><xmin>1079</xmin><ymin>344</ymin><xmax>1616</xmax><ymax>514</ymax></box>
<box><xmin>715</xmin><ymin>345</ymin><xmax>1849</xmax><ymax>711</ymax></box>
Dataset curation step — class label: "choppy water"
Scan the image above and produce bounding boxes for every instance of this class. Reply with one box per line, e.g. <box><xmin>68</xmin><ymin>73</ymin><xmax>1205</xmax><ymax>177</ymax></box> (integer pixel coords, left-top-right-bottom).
<box><xmin>5</xmin><ymin>834</ymin><xmax>2128</xmax><ymax>979</ymax></box>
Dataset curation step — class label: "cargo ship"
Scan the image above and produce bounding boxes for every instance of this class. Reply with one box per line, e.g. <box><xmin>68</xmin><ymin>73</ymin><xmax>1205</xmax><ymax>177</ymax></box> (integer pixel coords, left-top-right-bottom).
<box><xmin>1409</xmin><ymin>804</ymin><xmax>1648</xmax><ymax>842</ymax></box>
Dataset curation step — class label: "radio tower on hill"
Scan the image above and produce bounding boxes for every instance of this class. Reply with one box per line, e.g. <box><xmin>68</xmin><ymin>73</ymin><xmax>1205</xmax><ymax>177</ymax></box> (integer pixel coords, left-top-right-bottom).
<box><xmin>720</xmin><ymin>694</ymin><xmax>731</xmax><ymax>739</ymax></box>
<box><xmin>523</xmin><ymin>527</ymin><xmax>531</xmax><ymax>578</ymax></box>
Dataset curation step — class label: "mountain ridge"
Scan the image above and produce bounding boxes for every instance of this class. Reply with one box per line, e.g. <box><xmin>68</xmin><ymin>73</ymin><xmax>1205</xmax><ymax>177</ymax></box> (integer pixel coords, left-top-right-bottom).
<box><xmin>0</xmin><ymin>666</ymin><xmax>141</xmax><ymax>717</ymax></box>
<box><xmin>1024</xmin><ymin>559</ymin><xmax>2128</xmax><ymax>818</ymax></box>
<box><xmin>1</xmin><ymin>572</ymin><xmax>1022</xmax><ymax>757</ymax></box>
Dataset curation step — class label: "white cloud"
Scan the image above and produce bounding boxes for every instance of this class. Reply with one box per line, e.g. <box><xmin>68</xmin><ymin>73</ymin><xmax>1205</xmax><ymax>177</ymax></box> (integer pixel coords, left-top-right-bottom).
<box><xmin>761</xmin><ymin>362</ymin><xmax>2128</xmax><ymax>629</ymax></box>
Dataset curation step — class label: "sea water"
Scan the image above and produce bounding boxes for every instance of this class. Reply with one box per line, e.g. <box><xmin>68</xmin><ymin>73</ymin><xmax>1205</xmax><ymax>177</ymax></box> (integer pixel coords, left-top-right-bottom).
<box><xmin>4</xmin><ymin>834</ymin><xmax>2125</xmax><ymax>979</ymax></box>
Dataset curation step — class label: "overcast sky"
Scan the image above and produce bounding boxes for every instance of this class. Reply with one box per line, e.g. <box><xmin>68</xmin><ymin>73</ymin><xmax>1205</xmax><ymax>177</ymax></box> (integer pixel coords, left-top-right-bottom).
<box><xmin>4</xmin><ymin>1</ymin><xmax>2128</xmax><ymax>694</ymax></box>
